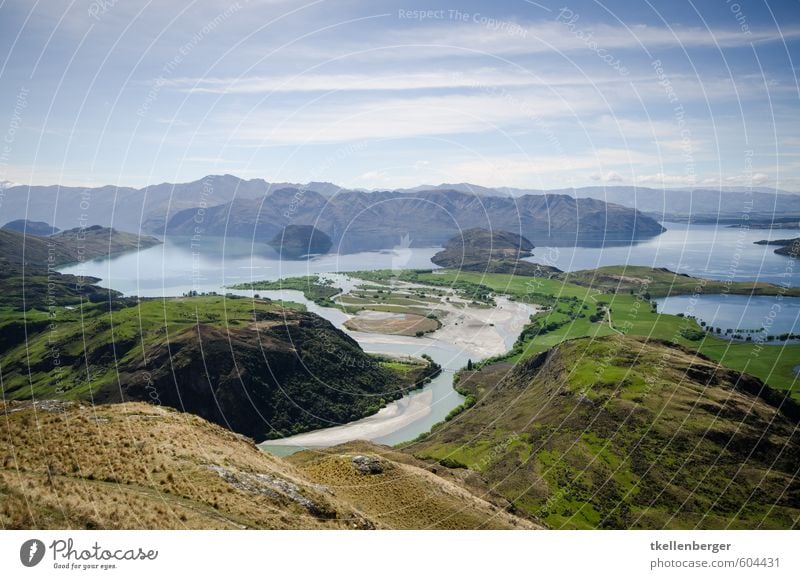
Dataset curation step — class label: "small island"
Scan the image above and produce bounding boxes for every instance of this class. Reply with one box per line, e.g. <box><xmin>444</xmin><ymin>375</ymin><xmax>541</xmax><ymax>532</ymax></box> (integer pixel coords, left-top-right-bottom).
<box><xmin>431</xmin><ymin>227</ymin><xmax>561</xmax><ymax>276</ymax></box>
<box><xmin>2</xmin><ymin>219</ymin><xmax>60</xmax><ymax>236</ymax></box>
<box><xmin>269</xmin><ymin>224</ymin><xmax>332</xmax><ymax>258</ymax></box>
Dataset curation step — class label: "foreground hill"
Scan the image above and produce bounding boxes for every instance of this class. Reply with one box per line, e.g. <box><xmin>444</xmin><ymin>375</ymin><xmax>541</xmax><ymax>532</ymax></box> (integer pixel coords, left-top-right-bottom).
<box><xmin>0</xmin><ymin>401</ymin><xmax>534</xmax><ymax>529</ymax></box>
<box><xmin>288</xmin><ymin>441</ymin><xmax>537</xmax><ymax>529</ymax></box>
<box><xmin>166</xmin><ymin>188</ymin><xmax>665</xmax><ymax>251</ymax></box>
<box><xmin>408</xmin><ymin>335</ymin><xmax>800</xmax><ymax>529</ymax></box>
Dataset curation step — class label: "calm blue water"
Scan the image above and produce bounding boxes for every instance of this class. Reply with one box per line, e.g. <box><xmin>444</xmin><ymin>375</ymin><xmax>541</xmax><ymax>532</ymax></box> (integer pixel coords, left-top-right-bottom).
<box><xmin>59</xmin><ymin>236</ymin><xmax>441</xmax><ymax>297</ymax></box>
<box><xmin>59</xmin><ymin>223</ymin><xmax>800</xmax><ymax>296</ymax></box>
<box><xmin>527</xmin><ymin>222</ymin><xmax>799</xmax><ymax>287</ymax></box>
<box><xmin>656</xmin><ymin>294</ymin><xmax>800</xmax><ymax>338</ymax></box>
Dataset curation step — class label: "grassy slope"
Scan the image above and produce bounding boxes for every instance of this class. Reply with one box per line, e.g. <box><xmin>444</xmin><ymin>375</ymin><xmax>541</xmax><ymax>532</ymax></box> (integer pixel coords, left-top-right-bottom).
<box><xmin>0</xmin><ymin>401</ymin><xmax>363</xmax><ymax>529</ymax></box>
<box><xmin>288</xmin><ymin>441</ymin><xmax>538</xmax><ymax>529</ymax></box>
<box><xmin>409</xmin><ymin>335</ymin><xmax>800</xmax><ymax>529</ymax></box>
<box><xmin>563</xmin><ymin>265</ymin><xmax>800</xmax><ymax>297</ymax></box>
<box><xmin>0</xmin><ymin>401</ymin><xmax>533</xmax><ymax>530</ymax></box>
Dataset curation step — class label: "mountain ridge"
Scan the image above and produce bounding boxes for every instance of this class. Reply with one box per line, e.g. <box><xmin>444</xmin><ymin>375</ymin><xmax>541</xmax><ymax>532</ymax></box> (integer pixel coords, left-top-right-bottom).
<box><xmin>165</xmin><ymin>188</ymin><xmax>664</xmax><ymax>251</ymax></box>
<box><xmin>2</xmin><ymin>176</ymin><xmax>670</xmax><ymax>248</ymax></box>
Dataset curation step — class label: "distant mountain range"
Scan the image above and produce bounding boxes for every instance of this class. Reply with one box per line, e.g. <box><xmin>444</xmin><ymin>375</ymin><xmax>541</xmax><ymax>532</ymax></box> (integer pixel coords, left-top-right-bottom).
<box><xmin>396</xmin><ymin>183</ymin><xmax>800</xmax><ymax>221</ymax></box>
<box><xmin>164</xmin><ymin>187</ymin><xmax>664</xmax><ymax>250</ymax></box>
<box><xmin>4</xmin><ymin>175</ymin><xmax>798</xmax><ymax>252</ymax></box>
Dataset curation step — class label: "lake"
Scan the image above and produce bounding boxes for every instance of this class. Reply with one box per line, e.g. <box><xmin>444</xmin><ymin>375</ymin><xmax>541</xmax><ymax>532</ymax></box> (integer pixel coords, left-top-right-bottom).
<box><xmin>59</xmin><ymin>236</ymin><xmax>442</xmax><ymax>298</ymax></box>
<box><xmin>527</xmin><ymin>221</ymin><xmax>800</xmax><ymax>286</ymax></box>
<box><xmin>59</xmin><ymin>223</ymin><xmax>800</xmax><ymax>296</ymax></box>
<box><xmin>656</xmin><ymin>294</ymin><xmax>800</xmax><ymax>339</ymax></box>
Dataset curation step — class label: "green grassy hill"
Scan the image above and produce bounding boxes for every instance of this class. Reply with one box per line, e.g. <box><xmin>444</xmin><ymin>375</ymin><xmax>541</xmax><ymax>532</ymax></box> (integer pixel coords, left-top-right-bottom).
<box><xmin>408</xmin><ymin>335</ymin><xmax>800</xmax><ymax>529</ymax></box>
<box><xmin>0</xmin><ymin>294</ymin><xmax>437</xmax><ymax>441</ymax></box>
<box><xmin>563</xmin><ymin>265</ymin><xmax>800</xmax><ymax>297</ymax></box>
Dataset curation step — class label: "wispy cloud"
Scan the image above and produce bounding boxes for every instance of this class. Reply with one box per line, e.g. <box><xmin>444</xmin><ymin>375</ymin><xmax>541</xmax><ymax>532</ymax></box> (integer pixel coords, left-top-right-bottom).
<box><xmin>162</xmin><ymin>69</ymin><xmax>540</xmax><ymax>94</ymax></box>
<box><xmin>219</xmin><ymin>92</ymin><xmax>609</xmax><ymax>144</ymax></box>
<box><xmin>333</xmin><ymin>21</ymin><xmax>800</xmax><ymax>61</ymax></box>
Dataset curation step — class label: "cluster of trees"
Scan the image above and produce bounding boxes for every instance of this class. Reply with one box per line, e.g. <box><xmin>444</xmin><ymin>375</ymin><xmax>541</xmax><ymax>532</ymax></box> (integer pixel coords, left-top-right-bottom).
<box><xmin>673</xmin><ymin>315</ymin><xmax>800</xmax><ymax>342</ymax></box>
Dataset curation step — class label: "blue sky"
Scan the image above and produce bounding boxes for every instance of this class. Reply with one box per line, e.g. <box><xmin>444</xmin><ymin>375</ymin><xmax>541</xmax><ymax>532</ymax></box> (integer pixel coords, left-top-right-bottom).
<box><xmin>1</xmin><ymin>0</ymin><xmax>799</xmax><ymax>190</ymax></box>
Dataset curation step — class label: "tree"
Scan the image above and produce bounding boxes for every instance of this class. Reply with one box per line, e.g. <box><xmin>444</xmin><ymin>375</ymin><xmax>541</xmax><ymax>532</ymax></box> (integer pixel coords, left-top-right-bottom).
<box><xmin>467</xmin><ymin>359</ymin><xmax>473</xmax><ymax>371</ymax></box>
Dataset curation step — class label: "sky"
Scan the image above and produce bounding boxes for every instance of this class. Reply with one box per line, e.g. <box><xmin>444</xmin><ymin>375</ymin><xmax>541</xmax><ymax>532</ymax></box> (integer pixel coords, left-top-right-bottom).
<box><xmin>0</xmin><ymin>0</ymin><xmax>799</xmax><ymax>191</ymax></box>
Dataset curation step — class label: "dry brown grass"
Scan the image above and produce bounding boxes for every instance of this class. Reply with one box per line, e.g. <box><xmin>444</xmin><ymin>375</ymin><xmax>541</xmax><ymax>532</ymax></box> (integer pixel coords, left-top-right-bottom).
<box><xmin>289</xmin><ymin>441</ymin><xmax>540</xmax><ymax>530</ymax></box>
<box><xmin>0</xmin><ymin>401</ymin><xmax>373</xmax><ymax>529</ymax></box>
<box><xmin>0</xmin><ymin>401</ymin><xmax>538</xmax><ymax>530</ymax></box>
